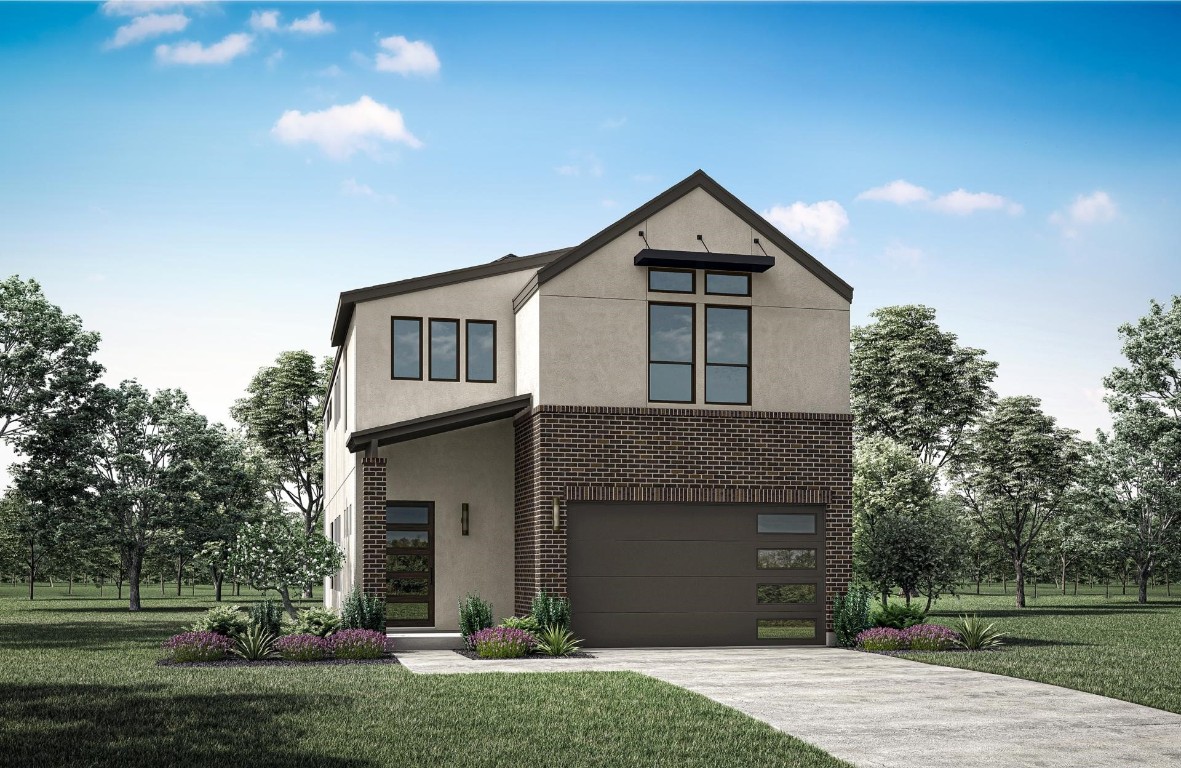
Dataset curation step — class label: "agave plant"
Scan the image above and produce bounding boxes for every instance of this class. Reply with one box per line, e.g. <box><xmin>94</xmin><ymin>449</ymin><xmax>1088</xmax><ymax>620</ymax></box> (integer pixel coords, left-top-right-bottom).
<box><xmin>533</xmin><ymin>625</ymin><xmax>583</xmax><ymax>657</ymax></box>
<box><xmin>952</xmin><ymin>614</ymin><xmax>1006</xmax><ymax>651</ymax></box>
<box><xmin>233</xmin><ymin>624</ymin><xmax>279</xmax><ymax>661</ymax></box>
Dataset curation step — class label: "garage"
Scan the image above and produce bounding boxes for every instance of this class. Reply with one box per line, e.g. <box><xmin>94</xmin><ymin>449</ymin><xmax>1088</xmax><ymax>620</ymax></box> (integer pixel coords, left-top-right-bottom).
<box><xmin>567</xmin><ymin>502</ymin><xmax>826</xmax><ymax>647</ymax></box>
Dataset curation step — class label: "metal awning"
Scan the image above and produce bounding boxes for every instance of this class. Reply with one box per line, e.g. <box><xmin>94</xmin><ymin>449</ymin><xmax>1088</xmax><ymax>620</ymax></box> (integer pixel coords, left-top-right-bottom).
<box><xmin>633</xmin><ymin>248</ymin><xmax>775</xmax><ymax>272</ymax></box>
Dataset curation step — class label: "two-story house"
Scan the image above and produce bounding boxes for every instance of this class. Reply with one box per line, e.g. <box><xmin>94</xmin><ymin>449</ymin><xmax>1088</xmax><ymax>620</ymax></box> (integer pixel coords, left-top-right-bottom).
<box><xmin>322</xmin><ymin>171</ymin><xmax>853</xmax><ymax>647</ymax></box>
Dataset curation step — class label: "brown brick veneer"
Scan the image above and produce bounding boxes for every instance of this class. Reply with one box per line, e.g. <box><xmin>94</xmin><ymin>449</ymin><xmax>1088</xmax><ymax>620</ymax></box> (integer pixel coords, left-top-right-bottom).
<box><xmin>512</xmin><ymin>405</ymin><xmax>853</xmax><ymax>632</ymax></box>
<box><xmin>360</xmin><ymin>457</ymin><xmax>387</xmax><ymax>598</ymax></box>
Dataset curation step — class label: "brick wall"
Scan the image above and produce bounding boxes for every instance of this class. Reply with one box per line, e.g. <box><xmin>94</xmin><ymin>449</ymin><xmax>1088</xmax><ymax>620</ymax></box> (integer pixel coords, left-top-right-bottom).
<box><xmin>360</xmin><ymin>457</ymin><xmax>387</xmax><ymax>598</ymax></box>
<box><xmin>512</xmin><ymin>405</ymin><xmax>853</xmax><ymax>631</ymax></box>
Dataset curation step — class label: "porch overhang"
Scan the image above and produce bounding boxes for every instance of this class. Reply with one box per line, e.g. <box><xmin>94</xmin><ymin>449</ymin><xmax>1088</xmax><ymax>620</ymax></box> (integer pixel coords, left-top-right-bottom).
<box><xmin>633</xmin><ymin>248</ymin><xmax>775</xmax><ymax>272</ymax></box>
<box><xmin>346</xmin><ymin>394</ymin><xmax>533</xmax><ymax>455</ymax></box>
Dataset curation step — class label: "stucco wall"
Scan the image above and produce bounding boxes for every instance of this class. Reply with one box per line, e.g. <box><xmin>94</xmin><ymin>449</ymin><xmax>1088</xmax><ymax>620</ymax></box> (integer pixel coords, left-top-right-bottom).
<box><xmin>380</xmin><ymin>419</ymin><xmax>516</xmax><ymax>630</ymax></box>
<box><xmin>514</xmin><ymin>290</ymin><xmax>541</xmax><ymax>400</ymax></box>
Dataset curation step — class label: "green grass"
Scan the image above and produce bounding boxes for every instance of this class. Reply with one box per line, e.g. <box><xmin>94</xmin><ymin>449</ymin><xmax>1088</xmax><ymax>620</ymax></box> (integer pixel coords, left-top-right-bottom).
<box><xmin>0</xmin><ymin>586</ymin><xmax>848</xmax><ymax>768</ymax></box>
<box><xmin>898</xmin><ymin>584</ymin><xmax>1181</xmax><ymax>714</ymax></box>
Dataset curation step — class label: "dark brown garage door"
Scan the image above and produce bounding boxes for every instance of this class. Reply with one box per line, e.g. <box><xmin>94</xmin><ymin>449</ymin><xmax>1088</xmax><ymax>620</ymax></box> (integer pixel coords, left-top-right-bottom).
<box><xmin>567</xmin><ymin>503</ymin><xmax>826</xmax><ymax>647</ymax></box>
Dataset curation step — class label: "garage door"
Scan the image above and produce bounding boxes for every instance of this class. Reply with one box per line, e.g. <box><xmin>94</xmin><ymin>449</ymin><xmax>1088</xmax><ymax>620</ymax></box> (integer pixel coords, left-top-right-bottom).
<box><xmin>567</xmin><ymin>503</ymin><xmax>826</xmax><ymax>647</ymax></box>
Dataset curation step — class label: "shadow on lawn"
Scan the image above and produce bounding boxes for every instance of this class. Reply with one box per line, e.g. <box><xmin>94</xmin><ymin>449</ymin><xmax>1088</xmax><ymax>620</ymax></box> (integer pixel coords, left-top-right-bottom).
<box><xmin>0</xmin><ymin>682</ymin><xmax>373</xmax><ymax>768</ymax></box>
<box><xmin>0</xmin><ymin>620</ymin><xmax>186</xmax><ymax>651</ymax></box>
<box><xmin>931</xmin><ymin>602</ymin><xmax>1181</xmax><ymax>619</ymax></box>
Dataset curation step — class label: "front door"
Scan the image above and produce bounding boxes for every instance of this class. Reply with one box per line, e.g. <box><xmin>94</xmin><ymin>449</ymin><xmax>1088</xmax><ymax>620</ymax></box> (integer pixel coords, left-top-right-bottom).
<box><xmin>385</xmin><ymin>501</ymin><xmax>434</xmax><ymax>627</ymax></box>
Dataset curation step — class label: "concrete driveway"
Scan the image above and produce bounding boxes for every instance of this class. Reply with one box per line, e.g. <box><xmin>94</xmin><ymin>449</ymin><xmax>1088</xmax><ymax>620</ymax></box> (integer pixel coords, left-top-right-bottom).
<box><xmin>397</xmin><ymin>647</ymin><xmax>1181</xmax><ymax>768</ymax></box>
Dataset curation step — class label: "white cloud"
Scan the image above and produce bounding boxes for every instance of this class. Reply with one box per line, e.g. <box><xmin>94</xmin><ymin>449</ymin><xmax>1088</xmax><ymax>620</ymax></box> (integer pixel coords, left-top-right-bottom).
<box><xmin>930</xmin><ymin>189</ymin><xmax>1023</xmax><ymax>216</ymax></box>
<box><xmin>105</xmin><ymin>12</ymin><xmax>189</xmax><ymax>49</ymax></box>
<box><xmin>856</xmin><ymin>179</ymin><xmax>931</xmax><ymax>205</ymax></box>
<box><xmin>250</xmin><ymin>9</ymin><xmax>281</xmax><ymax>32</ymax></box>
<box><xmin>1050</xmin><ymin>190</ymin><xmax>1117</xmax><ymax>238</ymax></box>
<box><xmin>101</xmin><ymin>1</ymin><xmax>205</xmax><ymax>17</ymax></box>
<box><xmin>553</xmin><ymin>151</ymin><xmax>603</xmax><ymax>178</ymax></box>
<box><xmin>155</xmin><ymin>33</ymin><xmax>253</xmax><ymax>65</ymax></box>
<box><xmin>764</xmin><ymin>200</ymin><xmax>849</xmax><ymax>249</ymax></box>
<box><xmin>318</xmin><ymin>64</ymin><xmax>343</xmax><ymax>77</ymax></box>
<box><xmin>600</xmin><ymin>117</ymin><xmax>627</xmax><ymax>130</ymax></box>
<box><xmin>882</xmin><ymin>243</ymin><xmax>925</xmax><ymax>269</ymax></box>
<box><xmin>375</xmin><ymin>35</ymin><xmax>440</xmax><ymax>76</ymax></box>
<box><xmin>289</xmin><ymin>10</ymin><xmax>335</xmax><ymax>35</ymax></box>
<box><xmin>265</xmin><ymin>49</ymin><xmax>284</xmax><ymax>70</ymax></box>
<box><xmin>272</xmin><ymin>95</ymin><xmax>422</xmax><ymax>159</ymax></box>
<box><xmin>341</xmin><ymin>178</ymin><xmax>396</xmax><ymax>204</ymax></box>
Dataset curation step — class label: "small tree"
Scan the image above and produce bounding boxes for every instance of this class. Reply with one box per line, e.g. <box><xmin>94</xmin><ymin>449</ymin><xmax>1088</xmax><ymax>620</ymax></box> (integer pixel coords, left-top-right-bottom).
<box><xmin>229</xmin><ymin>514</ymin><xmax>342</xmax><ymax>618</ymax></box>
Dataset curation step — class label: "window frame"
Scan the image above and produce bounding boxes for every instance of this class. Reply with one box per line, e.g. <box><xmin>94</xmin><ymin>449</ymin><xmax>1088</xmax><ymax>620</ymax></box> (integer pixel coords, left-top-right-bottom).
<box><xmin>427</xmin><ymin>317</ymin><xmax>461</xmax><ymax>382</ymax></box>
<box><xmin>390</xmin><ymin>316</ymin><xmax>423</xmax><ymax>381</ymax></box>
<box><xmin>704</xmin><ymin>270</ymin><xmax>752</xmax><ymax>297</ymax></box>
<box><xmin>703</xmin><ymin>303</ymin><xmax>752</xmax><ymax>405</ymax></box>
<box><xmin>647</xmin><ymin>301</ymin><xmax>696</xmax><ymax>404</ymax></box>
<box><xmin>647</xmin><ymin>267</ymin><xmax>696</xmax><ymax>295</ymax></box>
<box><xmin>464</xmin><ymin>320</ymin><xmax>497</xmax><ymax>383</ymax></box>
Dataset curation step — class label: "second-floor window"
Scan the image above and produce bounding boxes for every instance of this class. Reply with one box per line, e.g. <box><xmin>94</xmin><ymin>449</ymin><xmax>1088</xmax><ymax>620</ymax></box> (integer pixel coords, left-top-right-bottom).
<box><xmin>429</xmin><ymin>318</ymin><xmax>460</xmax><ymax>381</ymax></box>
<box><xmin>648</xmin><ymin>302</ymin><xmax>695</xmax><ymax>403</ymax></box>
<box><xmin>391</xmin><ymin>317</ymin><xmax>422</xmax><ymax>380</ymax></box>
<box><xmin>705</xmin><ymin>305</ymin><xmax>750</xmax><ymax>404</ymax></box>
<box><xmin>465</xmin><ymin>320</ymin><xmax>496</xmax><ymax>382</ymax></box>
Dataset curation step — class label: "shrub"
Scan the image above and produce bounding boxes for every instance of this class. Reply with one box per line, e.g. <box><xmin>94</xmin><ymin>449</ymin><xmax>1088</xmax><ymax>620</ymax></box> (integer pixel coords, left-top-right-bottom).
<box><xmin>249</xmin><ymin>599</ymin><xmax>285</xmax><ymax>637</ymax></box>
<box><xmin>873</xmin><ymin>603</ymin><xmax>927</xmax><ymax>629</ymax></box>
<box><xmin>293</xmin><ymin>607</ymin><xmax>341</xmax><ymax>638</ymax></box>
<box><xmin>533</xmin><ymin>626</ymin><xmax>583</xmax><ymax>657</ymax></box>
<box><xmin>234</xmin><ymin>624</ymin><xmax>278</xmax><ymax>661</ymax></box>
<box><xmin>498</xmin><ymin>615</ymin><xmax>540</xmax><ymax>634</ymax></box>
<box><xmin>458</xmin><ymin>593</ymin><xmax>494</xmax><ymax>648</ymax></box>
<box><xmin>832</xmin><ymin>586</ymin><xmax>873</xmax><ymax>648</ymax></box>
<box><xmin>856</xmin><ymin>627</ymin><xmax>908</xmax><ymax>651</ymax></box>
<box><xmin>952</xmin><ymin>614</ymin><xmax>1006</xmax><ymax>651</ymax></box>
<box><xmin>331</xmin><ymin>629</ymin><xmax>387</xmax><ymax>660</ymax></box>
<box><xmin>189</xmin><ymin>605</ymin><xmax>250</xmax><ymax>638</ymax></box>
<box><xmin>530</xmin><ymin>590</ymin><xmax>571</xmax><ymax>632</ymax></box>
<box><xmin>471</xmin><ymin>626</ymin><xmax>534</xmax><ymax>659</ymax></box>
<box><xmin>163</xmin><ymin>631</ymin><xmax>234</xmax><ymax>663</ymax></box>
<box><xmin>275</xmin><ymin>633</ymin><xmax>332</xmax><ymax>661</ymax></box>
<box><xmin>341</xmin><ymin>587</ymin><xmax>385</xmax><ymax>632</ymax></box>
<box><xmin>902</xmin><ymin>623</ymin><xmax>959</xmax><ymax>651</ymax></box>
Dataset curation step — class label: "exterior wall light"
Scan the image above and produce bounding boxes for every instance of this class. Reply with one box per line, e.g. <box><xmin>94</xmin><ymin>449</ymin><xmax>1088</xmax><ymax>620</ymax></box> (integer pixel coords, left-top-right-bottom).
<box><xmin>461</xmin><ymin>503</ymin><xmax>469</xmax><ymax>536</ymax></box>
<box><xmin>551</xmin><ymin>497</ymin><xmax>561</xmax><ymax>531</ymax></box>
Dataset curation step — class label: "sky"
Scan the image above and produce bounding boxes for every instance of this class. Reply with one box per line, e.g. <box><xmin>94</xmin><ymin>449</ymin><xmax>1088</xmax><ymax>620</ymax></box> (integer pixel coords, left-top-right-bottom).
<box><xmin>2</xmin><ymin>2</ymin><xmax>1180</xmax><ymax>488</ymax></box>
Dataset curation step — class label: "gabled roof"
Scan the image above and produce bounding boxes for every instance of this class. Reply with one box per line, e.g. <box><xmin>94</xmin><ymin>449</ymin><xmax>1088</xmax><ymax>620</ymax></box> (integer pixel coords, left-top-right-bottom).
<box><xmin>536</xmin><ymin>169</ymin><xmax>853</xmax><ymax>302</ymax></box>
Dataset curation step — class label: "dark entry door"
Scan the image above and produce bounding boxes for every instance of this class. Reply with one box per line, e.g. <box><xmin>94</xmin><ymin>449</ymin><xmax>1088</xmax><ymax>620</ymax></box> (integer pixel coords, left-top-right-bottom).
<box><xmin>385</xmin><ymin>501</ymin><xmax>434</xmax><ymax>627</ymax></box>
<box><xmin>567</xmin><ymin>503</ymin><xmax>825</xmax><ymax>647</ymax></box>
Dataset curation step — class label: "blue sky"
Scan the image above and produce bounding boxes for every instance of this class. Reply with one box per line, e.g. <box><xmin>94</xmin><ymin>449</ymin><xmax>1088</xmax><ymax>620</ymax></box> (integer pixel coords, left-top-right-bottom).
<box><xmin>2</xmin><ymin>2</ymin><xmax>1180</xmax><ymax>485</ymax></box>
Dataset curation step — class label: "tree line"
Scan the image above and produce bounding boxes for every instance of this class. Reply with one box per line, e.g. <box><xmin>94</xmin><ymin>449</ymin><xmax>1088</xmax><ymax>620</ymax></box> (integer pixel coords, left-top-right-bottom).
<box><xmin>0</xmin><ymin>276</ymin><xmax>339</xmax><ymax>616</ymax></box>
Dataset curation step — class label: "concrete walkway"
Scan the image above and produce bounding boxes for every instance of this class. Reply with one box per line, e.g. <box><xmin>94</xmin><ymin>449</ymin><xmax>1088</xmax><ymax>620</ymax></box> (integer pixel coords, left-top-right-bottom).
<box><xmin>397</xmin><ymin>647</ymin><xmax>1181</xmax><ymax>767</ymax></box>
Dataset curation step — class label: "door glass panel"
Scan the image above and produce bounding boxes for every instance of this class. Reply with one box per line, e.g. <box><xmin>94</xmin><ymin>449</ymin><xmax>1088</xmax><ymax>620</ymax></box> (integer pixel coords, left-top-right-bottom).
<box><xmin>387</xmin><ymin>530</ymin><xmax>430</xmax><ymax>548</ymax></box>
<box><xmin>387</xmin><ymin>554</ymin><xmax>430</xmax><ymax>573</ymax></box>
<box><xmin>388</xmin><ymin>578</ymin><xmax>430</xmax><ymax>596</ymax></box>
<box><xmin>757</xmin><ymin>549</ymin><xmax>817</xmax><ymax>569</ymax></box>
<box><xmin>757</xmin><ymin>513</ymin><xmax>816</xmax><ymax>534</ymax></box>
<box><xmin>387</xmin><ymin>505</ymin><xmax>429</xmax><ymax>525</ymax></box>
<box><xmin>387</xmin><ymin>603</ymin><xmax>429</xmax><ymax>621</ymax></box>
<box><xmin>757</xmin><ymin>584</ymin><xmax>817</xmax><ymax>604</ymax></box>
<box><xmin>757</xmin><ymin>618</ymin><xmax>816</xmax><ymax>639</ymax></box>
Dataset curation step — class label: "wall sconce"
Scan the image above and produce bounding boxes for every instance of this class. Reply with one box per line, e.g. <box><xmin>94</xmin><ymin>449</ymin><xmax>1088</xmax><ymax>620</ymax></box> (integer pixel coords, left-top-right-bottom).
<box><xmin>461</xmin><ymin>503</ymin><xmax>469</xmax><ymax>536</ymax></box>
<box><xmin>551</xmin><ymin>498</ymin><xmax>561</xmax><ymax>532</ymax></box>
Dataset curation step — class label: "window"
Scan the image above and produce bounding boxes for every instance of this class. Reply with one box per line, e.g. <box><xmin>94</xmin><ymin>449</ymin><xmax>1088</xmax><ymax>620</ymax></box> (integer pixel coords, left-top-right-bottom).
<box><xmin>465</xmin><ymin>320</ymin><xmax>496</xmax><ymax>382</ymax></box>
<box><xmin>329</xmin><ymin>515</ymin><xmax>341</xmax><ymax>590</ymax></box>
<box><xmin>391</xmin><ymin>317</ymin><xmax>422</xmax><ymax>380</ymax></box>
<box><xmin>429</xmin><ymin>318</ymin><xmax>460</xmax><ymax>381</ymax></box>
<box><xmin>757</xmin><ymin>584</ymin><xmax>817</xmax><ymax>604</ymax></box>
<box><xmin>757</xmin><ymin>513</ymin><xmax>816</xmax><ymax>535</ymax></box>
<box><xmin>757</xmin><ymin>549</ymin><xmax>817</xmax><ymax>569</ymax></box>
<box><xmin>648</xmin><ymin>268</ymin><xmax>695</xmax><ymax>294</ymax></box>
<box><xmin>648</xmin><ymin>303</ymin><xmax>694</xmax><ymax>403</ymax></box>
<box><xmin>757</xmin><ymin>618</ymin><xmax>816</xmax><ymax>640</ymax></box>
<box><xmin>705</xmin><ymin>305</ymin><xmax>750</xmax><ymax>404</ymax></box>
<box><xmin>705</xmin><ymin>271</ymin><xmax>751</xmax><ymax>296</ymax></box>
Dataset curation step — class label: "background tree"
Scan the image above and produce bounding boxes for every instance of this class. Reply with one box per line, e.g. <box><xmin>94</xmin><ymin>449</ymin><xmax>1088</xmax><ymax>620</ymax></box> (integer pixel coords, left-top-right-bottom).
<box><xmin>952</xmin><ymin>396</ymin><xmax>1083</xmax><ymax>608</ymax></box>
<box><xmin>851</xmin><ymin>305</ymin><xmax>998</xmax><ymax>478</ymax></box>
<box><xmin>0</xmin><ymin>490</ymin><xmax>56</xmax><ymax>599</ymax></box>
<box><xmin>228</xmin><ymin>512</ymin><xmax>342</xmax><ymax>618</ymax></box>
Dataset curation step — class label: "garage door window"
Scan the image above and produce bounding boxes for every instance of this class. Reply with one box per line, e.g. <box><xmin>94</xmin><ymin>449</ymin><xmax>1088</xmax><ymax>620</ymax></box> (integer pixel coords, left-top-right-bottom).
<box><xmin>758</xmin><ymin>548</ymin><xmax>817</xmax><ymax>569</ymax></box>
<box><xmin>757</xmin><ymin>618</ymin><xmax>816</xmax><ymax>640</ymax></box>
<box><xmin>757</xmin><ymin>513</ymin><xmax>816</xmax><ymax>534</ymax></box>
<box><xmin>756</xmin><ymin>584</ymin><xmax>817</xmax><ymax>604</ymax></box>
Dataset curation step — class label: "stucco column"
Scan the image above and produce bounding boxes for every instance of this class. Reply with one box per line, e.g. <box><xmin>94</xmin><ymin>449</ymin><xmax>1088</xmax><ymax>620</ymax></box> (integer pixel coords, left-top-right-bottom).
<box><xmin>360</xmin><ymin>456</ymin><xmax>387</xmax><ymax>599</ymax></box>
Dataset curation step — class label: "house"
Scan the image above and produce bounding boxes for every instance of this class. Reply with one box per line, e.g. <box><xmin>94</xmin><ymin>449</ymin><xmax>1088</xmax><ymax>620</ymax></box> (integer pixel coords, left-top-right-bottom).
<box><xmin>322</xmin><ymin>170</ymin><xmax>853</xmax><ymax>647</ymax></box>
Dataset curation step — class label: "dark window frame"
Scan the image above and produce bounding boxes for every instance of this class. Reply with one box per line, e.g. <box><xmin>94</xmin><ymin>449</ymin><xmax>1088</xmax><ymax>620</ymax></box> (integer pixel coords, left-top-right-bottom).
<box><xmin>647</xmin><ymin>267</ymin><xmax>696</xmax><ymax>294</ymax></box>
<box><xmin>390</xmin><ymin>316</ymin><xmax>423</xmax><ymax>381</ymax></box>
<box><xmin>757</xmin><ymin>512</ymin><xmax>818</xmax><ymax>535</ymax></box>
<box><xmin>427</xmin><ymin>318</ymin><xmax>461</xmax><ymax>382</ymax></box>
<box><xmin>704</xmin><ymin>270</ymin><xmax>752</xmax><ymax>297</ymax></box>
<box><xmin>464</xmin><ymin>319</ymin><xmax>497</xmax><ymax>383</ymax></box>
<box><xmin>756</xmin><ymin>548</ymin><xmax>819</xmax><ymax>570</ymax></box>
<box><xmin>385</xmin><ymin>500</ymin><xmax>434</xmax><ymax>628</ymax></box>
<box><xmin>647</xmin><ymin>301</ymin><xmax>696</xmax><ymax>404</ymax></box>
<box><xmin>704</xmin><ymin>303</ymin><xmax>752</xmax><ymax>405</ymax></box>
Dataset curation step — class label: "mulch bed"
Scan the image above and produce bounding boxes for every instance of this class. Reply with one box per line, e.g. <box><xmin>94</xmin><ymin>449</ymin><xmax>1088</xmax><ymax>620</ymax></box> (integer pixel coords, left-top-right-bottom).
<box><xmin>453</xmin><ymin>649</ymin><xmax>595</xmax><ymax>661</ymax></box>
<box><xmin>157</xmin><ymin>655</ymin><xmax>401</xmax><ymax>668</ymax></box>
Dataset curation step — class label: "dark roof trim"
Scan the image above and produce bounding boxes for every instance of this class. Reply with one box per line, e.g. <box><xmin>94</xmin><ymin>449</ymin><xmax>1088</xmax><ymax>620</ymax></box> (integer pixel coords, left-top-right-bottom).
<box><xmin>346</xmin><ymin>394</ymin><xmax>532</xmax><ymax>453</ymax></box>
<box><xmin>634</xmin><ymin>249</ymin><xmax>775</xmax><ymax>273</ymax></box>
<box><xmin>536</xmin><ymin>170</ymin><xmax>853</xmax><ymax>303</ymax></box>
<box><xmin>511</xmin><ymin>272</ymin><xmax>540</xmax><ymax>313</ymax></box>
<box><xmin>331</xmin><ymin>248</ymin><xmax>571</xmax><ymax>346</ymax></box>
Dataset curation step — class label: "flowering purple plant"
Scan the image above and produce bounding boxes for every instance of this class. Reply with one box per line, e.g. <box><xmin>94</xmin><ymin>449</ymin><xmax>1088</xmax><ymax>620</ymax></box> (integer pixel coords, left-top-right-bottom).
<box><xmin>163</xmin><ymin>631</ymin><xmax>235</xmax><ymax>662</ymax></box>
<box><xmin>855</xmin><ymin>627</ymin><xmax>908</xmax><ymax>651</ymax></box>
<box><xmin>470</xmin><ymin>626</ymin><xmax>534</xmax><ymax>659</ymax></box>
<box><xmin>330</xmin><ymin>629</ymin><xmax>387</xmax><ymax>660</ymax></box>
<box><xmin>902</xmin><ymin>623</ymin><xmax>959</xmax><ymax>651</ymax></box>
<box><xmin>275</xmin><ymin>633</ymin><xmax>333</xmax><ymax>662</ymax></box>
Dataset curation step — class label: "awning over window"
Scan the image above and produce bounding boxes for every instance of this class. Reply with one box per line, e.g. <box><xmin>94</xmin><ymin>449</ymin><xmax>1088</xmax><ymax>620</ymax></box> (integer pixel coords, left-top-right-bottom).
<box><xmin>633</xmin><ymin>248</ymin><xmax>775</xmax><ymax>272</ymax></box>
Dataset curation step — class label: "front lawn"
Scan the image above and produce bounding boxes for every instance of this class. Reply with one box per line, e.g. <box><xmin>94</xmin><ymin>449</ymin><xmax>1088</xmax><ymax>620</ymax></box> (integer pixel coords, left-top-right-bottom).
<box><xmin>900</xmin><ymin>585</ymin><xmax>1181</xmax><ymax>714</ymax></box>
<box><xmin>0</xmin><ymin>588</ymin><xmax>848</xmax><ymax>768</ymax></box>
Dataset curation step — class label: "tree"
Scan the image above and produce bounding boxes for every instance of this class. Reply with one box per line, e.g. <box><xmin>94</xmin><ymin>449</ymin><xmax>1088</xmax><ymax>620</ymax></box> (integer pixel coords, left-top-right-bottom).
<box><xmin>228</xmin><ymin>513</ymin><xmax>342</xmax><ymax>618</ymax></box>
<box><xmin>0</xmin><ymin>490</ymin><xmax>55</xmax><ymax>599</ymax></box>
<box><xmin>851</xmin><ymin>305</ymin><xmax>998</xmax><ymax>478</ymax></box>
<box><xmin>952</xmin><ymin>396</ymin><xmax>1083</xmax><ymax>608</ymax></box>
<box><xmin>0</xmin><ymin>275</ymin><xmax>102</xmax><ymax>446</ymax></box>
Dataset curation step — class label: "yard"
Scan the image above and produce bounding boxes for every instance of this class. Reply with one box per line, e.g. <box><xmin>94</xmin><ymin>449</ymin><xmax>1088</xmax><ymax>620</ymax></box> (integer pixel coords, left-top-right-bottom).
<box><xmin>901</xmin><ymin>584</ymin><xmax>1181</xmax><ymax>714</ymax></box>
<box><xmin>0</xmin><ymin>585</ymin><xmax>847</xmax><ymax>768</ymax></box>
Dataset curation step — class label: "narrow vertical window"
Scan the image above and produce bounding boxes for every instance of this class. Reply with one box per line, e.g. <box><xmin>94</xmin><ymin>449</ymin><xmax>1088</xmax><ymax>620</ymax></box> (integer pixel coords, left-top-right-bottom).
<box><xmin>391</xmin><ymin>317</ymin><xmax>422</xmax><ymax>380</ymax></box>
<box><xmin>429</xmin><ymin>318</ymin><xmax>460</xmax><ymax>381</ymax></box>
<box><xmin>649</xmin><ymin>302</ymin><xmax>694</xmax><ymax>403</ymax></box>
<box><xmin>465</xmin><ymin>320</ymin><xmax>496</xmax><ymax>382</ymax></box>
<box><xmin>705</xmin><ymin>305</ymin><xmax>750</xmax><ymax>404</ymax></box>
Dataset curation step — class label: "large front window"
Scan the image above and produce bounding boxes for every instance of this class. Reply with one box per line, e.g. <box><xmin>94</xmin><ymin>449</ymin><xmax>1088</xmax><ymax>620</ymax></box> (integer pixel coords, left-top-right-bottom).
<box><xmin>705</xmin><ymin>305</ymin><xmax>750</xmax><ymax>404</ymax></box>
<box><xmin>648</xmin><ymin>302</ymin><xmax>695</xmax><ymax>402</ymax></box>
<box><xmin>428</xmin><ymin>318</ymin><xmax>459</xmax><ymax>381</ymax></box>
